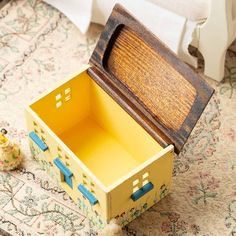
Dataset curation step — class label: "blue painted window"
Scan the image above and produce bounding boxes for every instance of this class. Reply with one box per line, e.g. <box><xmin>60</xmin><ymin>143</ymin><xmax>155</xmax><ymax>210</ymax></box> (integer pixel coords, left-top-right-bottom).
<box><xmin>65</xmin><ymin>175</ymin><xmax>73</xmax><ymax>188</ymax></box>
<box><xmin>53</xmin><ymin>158</ymin><xmax>73</xmax><ymax>189</ymax></box>
<box><xmin>29</xmin><ymin>131</ymin><xmax>48</xmax><ymax>152</ymax></box>
<box><xmin>78</xmin><ymin>184</ymin><xmax>98</xmax><ymax>205</ymax></box>
<box><xmin>131</xmin><ymin>182</ymin><xmax>154</xmax><ymax>201</ymax></box>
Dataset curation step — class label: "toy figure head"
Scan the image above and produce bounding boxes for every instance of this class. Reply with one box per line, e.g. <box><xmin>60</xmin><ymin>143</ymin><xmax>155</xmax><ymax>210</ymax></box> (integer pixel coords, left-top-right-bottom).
<box><xmin>0</xmin><ymin>128</ymin><xmax>8</xmax><ymax>144</ymax></box>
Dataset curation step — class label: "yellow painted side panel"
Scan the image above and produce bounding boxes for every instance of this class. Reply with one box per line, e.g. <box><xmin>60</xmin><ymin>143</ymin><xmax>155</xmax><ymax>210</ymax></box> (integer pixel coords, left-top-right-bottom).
<box><xmin>108</xmin><ymin>147</ymin><xmax>174</xmax><ymax>224</ymax></box>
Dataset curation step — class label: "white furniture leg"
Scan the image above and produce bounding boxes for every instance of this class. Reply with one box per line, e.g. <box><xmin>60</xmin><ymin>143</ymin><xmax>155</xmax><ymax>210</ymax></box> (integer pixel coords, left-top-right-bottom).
<box><xmin>197</xmin><ymin>0</ymin><xmax>233</xmax><ymax>82</ymax></box>
<box><xmin>201</xmin><ymin>46</ymin><xmax>227</xmax><ymax>81</ymax></box>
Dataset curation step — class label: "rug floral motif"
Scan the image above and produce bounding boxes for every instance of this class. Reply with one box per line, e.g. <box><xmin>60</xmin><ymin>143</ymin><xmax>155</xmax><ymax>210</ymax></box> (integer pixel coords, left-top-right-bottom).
<box><xmin>0</xmin><ymin>0</ymin><xmax>236</xmax><ymax>235</ymax></box>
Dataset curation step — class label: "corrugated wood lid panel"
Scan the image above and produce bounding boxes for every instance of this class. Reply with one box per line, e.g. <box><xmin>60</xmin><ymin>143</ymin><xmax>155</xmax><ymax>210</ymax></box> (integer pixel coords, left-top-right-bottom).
<box><xmin>89</xmin><ymin>4</ymin><xmax>214</xmax><ymax>153</ymax></box>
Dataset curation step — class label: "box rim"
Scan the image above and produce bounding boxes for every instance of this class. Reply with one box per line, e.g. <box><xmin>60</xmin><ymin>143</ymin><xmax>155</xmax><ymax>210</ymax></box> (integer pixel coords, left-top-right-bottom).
<box><xmin>26</xmin><ymin>67</ymin><xmax>173</xmax><ymax>193</ymax></box>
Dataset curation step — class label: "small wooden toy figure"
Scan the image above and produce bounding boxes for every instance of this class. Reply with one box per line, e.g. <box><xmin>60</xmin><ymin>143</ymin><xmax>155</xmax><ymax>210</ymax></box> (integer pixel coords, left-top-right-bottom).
<box><xmin>0</xmin><ymin>128</ymin><xmax>22</xmax><ymax>171</ymax></box>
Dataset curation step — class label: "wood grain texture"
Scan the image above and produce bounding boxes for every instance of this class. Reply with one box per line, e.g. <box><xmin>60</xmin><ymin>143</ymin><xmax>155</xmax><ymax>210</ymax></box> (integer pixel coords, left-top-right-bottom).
<box><xmin>105</xmin><ymin>26</ymin><xmax>196</xmax><ymax>131</ymax></box>
<box><xmin>89</xmin><ymin>4</ymin><xmax>214</xmax><ymax>153</ymax></box>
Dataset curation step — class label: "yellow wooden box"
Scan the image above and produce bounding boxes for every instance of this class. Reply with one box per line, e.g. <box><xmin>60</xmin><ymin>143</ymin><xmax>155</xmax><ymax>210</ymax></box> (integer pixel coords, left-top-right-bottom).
<box><xmin>25</xmin><ymin>5</ymin><xmax>214</xmax><ymax>229</ymax></box>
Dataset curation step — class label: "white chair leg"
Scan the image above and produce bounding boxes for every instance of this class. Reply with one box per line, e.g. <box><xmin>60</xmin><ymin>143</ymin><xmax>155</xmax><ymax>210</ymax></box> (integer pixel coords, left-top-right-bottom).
<box><xmin>201</xmin><ymin>48</ymin><xmax>227</xmax><ymax>82</ymax></box>
<box><xmin>179</xmin><ymin>20</ymin><xmax>198</xmax><ymax>68</ymax></box>
<box><xmin>196</xmin><ymin>0</ymin><xmax>233</xmax><ymax>82</ymax></box>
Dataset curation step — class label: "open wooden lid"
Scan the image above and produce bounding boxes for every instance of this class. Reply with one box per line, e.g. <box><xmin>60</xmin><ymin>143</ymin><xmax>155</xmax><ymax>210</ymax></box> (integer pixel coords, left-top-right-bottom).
<box><xmin>89</xmin><ymin>4</ymin><xmax>214</xmax><ymax>153</ymax></box>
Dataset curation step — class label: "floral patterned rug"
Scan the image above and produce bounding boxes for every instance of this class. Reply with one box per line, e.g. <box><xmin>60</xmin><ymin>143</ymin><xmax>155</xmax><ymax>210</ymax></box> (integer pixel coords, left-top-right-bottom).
<box><xmin>0</xmin><ymin>0</ymin><xmax>236</xmax><ymax>235</ymax></box>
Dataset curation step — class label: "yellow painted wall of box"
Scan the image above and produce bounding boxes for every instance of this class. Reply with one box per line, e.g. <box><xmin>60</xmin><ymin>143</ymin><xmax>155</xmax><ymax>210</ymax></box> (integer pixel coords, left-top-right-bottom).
<box><xmin>25</xmin><ymin>67</ymin><xmax>174</xmax><ymax>228</ymax></box>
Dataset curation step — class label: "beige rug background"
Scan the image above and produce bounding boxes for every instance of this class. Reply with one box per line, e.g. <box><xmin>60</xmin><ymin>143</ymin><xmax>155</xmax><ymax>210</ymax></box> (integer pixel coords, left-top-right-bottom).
<box><xmin>0</xmin><ymin>0</ymin><xmax>236</xmax><ymax>235</ymax></box>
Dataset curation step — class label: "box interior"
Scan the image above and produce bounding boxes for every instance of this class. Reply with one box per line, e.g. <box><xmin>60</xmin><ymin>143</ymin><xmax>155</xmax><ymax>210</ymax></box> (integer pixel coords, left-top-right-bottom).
<box><xmin>31</xmin><ymin>70</ymin><xmax>163</xmax><ymax>187</ymax></box>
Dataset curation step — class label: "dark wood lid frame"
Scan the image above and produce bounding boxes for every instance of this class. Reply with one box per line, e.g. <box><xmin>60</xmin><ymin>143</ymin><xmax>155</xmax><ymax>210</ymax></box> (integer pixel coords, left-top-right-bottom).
<box><xmin>88</xmin><ymin>4</ymin><xmax>214</xmax><ymax>153</ymax></box>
